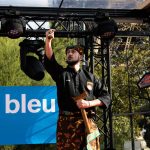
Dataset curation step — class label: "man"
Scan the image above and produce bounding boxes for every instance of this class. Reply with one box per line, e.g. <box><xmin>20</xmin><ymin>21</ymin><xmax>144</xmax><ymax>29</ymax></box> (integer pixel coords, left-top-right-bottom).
<box><xmin>44</xmin><ymin>29</ymin><xmax>111</xmax><ymax>150</ymax></box>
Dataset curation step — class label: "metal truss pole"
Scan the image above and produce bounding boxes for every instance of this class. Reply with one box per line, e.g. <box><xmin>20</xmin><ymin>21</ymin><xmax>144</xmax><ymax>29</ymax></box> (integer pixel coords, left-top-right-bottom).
<box><xmin>101</xmin><ymin>38</ymin><xmax>113</xmax><ymax>150</ymax></box>
<box><xmin>88</xmin><ymin>36</ymin><xmax>113</xmax><ymax>149</ymax></box>
<box><xmin>79</xmin><ymin>35</ymin><xmax>112</xmax><ymax>150</ymax></box>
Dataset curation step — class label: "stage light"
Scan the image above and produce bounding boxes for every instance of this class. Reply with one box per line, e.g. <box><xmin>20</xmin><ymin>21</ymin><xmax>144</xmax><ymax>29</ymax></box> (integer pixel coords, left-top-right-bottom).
<box><xmin>94</xmin><ymin>12</ymin><xmax>118</xmax><ymax>40</ymax></box>
<box><xmin>19</xmin><ymin>39</ymin><xmax>45</xmax><ymax>81</ymax></box>
<box><xmin>1</xmin><ymin>18</ymin><xmax>25</xmax><ymax>39</ymax></box>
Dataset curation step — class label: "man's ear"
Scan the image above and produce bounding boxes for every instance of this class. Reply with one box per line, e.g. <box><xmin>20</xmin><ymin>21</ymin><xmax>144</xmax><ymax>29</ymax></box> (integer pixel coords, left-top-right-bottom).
<box><xmin>79</xmin><ymin>55</ymin><xmax>83</xmax><ymax>61</ymax></box>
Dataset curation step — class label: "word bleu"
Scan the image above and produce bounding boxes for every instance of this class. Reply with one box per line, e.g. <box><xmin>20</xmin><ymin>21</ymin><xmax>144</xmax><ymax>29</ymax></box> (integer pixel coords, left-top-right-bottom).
<box><xmin>5</xmin><ymin>94</ymin><xmax>56</xmax><ymax>113</ymax></box>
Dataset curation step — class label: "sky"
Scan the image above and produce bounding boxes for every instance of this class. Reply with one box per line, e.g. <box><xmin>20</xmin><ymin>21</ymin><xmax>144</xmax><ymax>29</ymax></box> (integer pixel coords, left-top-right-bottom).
<box><xmin>0</xmin><ymin>0</ymin><xmax>49</xmax><ymax>7</ymax></box>
<box><xmin>0</xmin><ymin>0</ymin><xmax>145</xmax><ymax>9</ymax></box>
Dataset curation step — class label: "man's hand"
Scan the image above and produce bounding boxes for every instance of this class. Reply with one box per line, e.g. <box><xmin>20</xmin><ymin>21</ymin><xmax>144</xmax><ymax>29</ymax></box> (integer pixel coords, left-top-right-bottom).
<box><xmin>46</xmin><ymin>29</ymin><xmax>55</xmax><ymax>40</ymax></box>
<box><xmin>76</xmin><ymin>99</ymin><xmax>91</xmax><ymax>109</ymax></box>
<box><xmin>76</xmin><ymin>99</ymin><xmax>104</xmax><ymax>109</ymax></box>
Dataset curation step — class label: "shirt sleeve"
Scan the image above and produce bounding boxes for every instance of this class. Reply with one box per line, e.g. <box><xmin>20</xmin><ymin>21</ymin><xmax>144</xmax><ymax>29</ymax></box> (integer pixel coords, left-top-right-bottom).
<box><xmin>93</xmin><ymin>77</ymin><xmax>111</xmax><ymax>108</ymax></box>
<box><xmin>44</xmin><ymin>54</ymin><xmax>63</xmax><ymax>82</ymax></box>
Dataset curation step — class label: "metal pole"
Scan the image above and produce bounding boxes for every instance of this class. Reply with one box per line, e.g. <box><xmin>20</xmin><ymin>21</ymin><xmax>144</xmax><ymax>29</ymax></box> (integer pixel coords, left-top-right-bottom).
<box><xmin>105</xmin><ymin>40</ymin><xmax>114</xmax><ymax>150</ymax></box>
<box><xmin>126</xmin><ymin>46</ymin><xmax>135</xmax><ymax>150</ymax></box>
<box><xmin>101</xmin><ymin>39</ymin><xmax>108</xmax><ymax>149</ymax></box>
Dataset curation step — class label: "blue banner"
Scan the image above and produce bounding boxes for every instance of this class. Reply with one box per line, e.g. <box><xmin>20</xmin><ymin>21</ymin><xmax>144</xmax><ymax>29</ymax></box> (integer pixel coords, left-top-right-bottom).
<box><xmin>0</xmin><ymin>86</ymin><xmax>58</xmax><ymax>145</ymax></box>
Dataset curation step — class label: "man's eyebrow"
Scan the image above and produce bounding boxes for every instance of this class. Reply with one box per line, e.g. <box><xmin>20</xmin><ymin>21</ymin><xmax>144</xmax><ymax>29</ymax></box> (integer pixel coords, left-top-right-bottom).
<box><xmin>67</xmin><ymin>49</ymin><xmax>76</xmax><ymax>51</ymax></box>
<box><xmin>68</xmin><ymin>49</ymin><xmax>75</xmax><ymax>50</ymax></box>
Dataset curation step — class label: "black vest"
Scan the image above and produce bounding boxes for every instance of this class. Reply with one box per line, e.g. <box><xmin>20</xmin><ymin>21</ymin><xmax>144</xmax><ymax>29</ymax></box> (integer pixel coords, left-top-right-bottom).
<box><xmin>56</xmin><ymin>68</ymin><xmax>95</xmax><ymax>112</ymax></box>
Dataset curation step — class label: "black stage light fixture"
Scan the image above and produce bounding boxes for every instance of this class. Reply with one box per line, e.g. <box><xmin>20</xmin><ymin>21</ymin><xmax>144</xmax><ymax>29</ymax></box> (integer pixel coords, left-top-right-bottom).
<box><xmin>137</xmin><ymin>72</ymin><xmax>150</xmax><ymax>89</ymax></box>
<box><xmin>1</xmin><ymin>18</ymin><xmax>25</xmax><ymax>39</ymax></box>
<box><xmin>93</xmin><ymin>12</ymin><xmax>118</xmax><ymax>41</ymax></box>
<box><xmin>19</xmin><ymin>39</ymin><xmax>45</xmax><ymax>81</ymax></box>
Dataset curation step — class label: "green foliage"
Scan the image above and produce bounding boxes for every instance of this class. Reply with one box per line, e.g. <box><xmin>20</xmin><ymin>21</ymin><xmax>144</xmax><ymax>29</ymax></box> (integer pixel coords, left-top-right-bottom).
<box><xmin>0</xmin><ymin>37</ymin><xmax>76</xmax><ymax>86</ymax></box>
<box><xmin>0</xmin><ymin>37</ymin><xmax>75</xmax><ymax>150</ymax></box>
<box><xmin>0</xmin><ymin>34</ymin><xmax>149</xmax><ymax>149</ymax></box>
<box><xmin>0</xmin><ymin>144</ymin><xmax>56</xmax><ymax>150</ymax></box>
<box><xmin>0</xmin><ymin>37</ymin><xmax>53</xmax><ymax>86</ymax></box>
<box><xmin>110</xmin><ymin>36</ymin><xmax>150</xmax><ymax>148</ymax></box>
<box><xmin>0</xmin><ymin>145</ymin><xmax>16</xmax><ymax>150</ymax></box>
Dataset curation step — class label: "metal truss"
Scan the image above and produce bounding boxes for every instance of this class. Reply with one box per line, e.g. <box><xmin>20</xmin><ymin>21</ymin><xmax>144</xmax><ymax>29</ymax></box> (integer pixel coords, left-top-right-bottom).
<box><xmin>0</xmin><ymin>6</ymin><xmax>150</xmax><ymax>149</ymax></box>
<box><xmin>88</xmin><ymin>36</ymin><xmax>113</xmax><ymax>149</ymax></box>
<box><xmin>0</xmin><ymin>6</ymin><xmax>150</xmax><ymax>37</ymax></box>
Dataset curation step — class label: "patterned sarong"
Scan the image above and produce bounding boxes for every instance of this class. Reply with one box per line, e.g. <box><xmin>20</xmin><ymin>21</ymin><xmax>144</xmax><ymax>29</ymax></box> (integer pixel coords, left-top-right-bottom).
<box><xmin>56</xmin><ymin>111</ymin><xmax>100</xmax><ymax>150</ymax></box>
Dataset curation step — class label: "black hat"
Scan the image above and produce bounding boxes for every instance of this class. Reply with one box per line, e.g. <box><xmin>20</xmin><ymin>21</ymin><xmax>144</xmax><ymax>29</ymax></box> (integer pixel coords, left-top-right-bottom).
<box><xmin>66</xmin><ymin>45</ymin><xmax>83</xmax><ymax>55</ymax></box>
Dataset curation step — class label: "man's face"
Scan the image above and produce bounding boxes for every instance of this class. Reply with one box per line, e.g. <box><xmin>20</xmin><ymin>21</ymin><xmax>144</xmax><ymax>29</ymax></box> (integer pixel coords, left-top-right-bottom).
<box><xmin>66</xmin><ymin>49</ymin><xmax>81</xmax><ymax>66</ymax></box>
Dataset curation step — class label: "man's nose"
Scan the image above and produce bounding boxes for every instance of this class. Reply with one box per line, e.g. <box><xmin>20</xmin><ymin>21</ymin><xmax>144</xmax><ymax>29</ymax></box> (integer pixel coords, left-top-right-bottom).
<box><xmin>68</xmin><ymin>51</ymin><xmax>73</xmax><ymax>55</ymax></box>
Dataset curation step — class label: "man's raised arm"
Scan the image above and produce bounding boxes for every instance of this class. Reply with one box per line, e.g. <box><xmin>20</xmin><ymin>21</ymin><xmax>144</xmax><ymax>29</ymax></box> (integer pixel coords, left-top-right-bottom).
<box><xmin>45</xmin><ymin>29</ymin><xmax>55</xmax><ymax>60</ymax></box>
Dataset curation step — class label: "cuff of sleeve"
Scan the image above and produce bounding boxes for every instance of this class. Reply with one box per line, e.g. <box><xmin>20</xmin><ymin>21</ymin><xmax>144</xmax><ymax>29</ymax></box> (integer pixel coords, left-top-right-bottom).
<box><xmin>98</xmin><ymin>96</ymin><xmax>111</xmax><ymax>108</ymax></box>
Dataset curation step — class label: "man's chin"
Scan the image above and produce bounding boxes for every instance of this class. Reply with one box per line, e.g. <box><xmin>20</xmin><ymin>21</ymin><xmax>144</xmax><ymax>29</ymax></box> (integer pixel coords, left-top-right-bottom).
<box><xmin>66</xmin><ymin>60</ymin><xmax>78</xmax><ymax>66</ymax></box>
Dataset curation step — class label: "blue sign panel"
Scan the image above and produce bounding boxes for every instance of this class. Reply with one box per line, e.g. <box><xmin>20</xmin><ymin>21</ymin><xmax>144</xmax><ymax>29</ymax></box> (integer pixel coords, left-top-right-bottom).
<box><xmin>0</xmin><ymin>86</ymin><xmax>58</xmax><ymax>145</ymax></box>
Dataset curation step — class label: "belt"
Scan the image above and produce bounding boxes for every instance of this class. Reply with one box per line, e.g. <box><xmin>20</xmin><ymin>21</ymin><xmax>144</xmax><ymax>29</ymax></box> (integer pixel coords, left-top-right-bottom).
<box><xmin>59</xmin><ymin>110</ymin><xmax>95</xmax><ymax>118</ymax></box>
<box><xmin>59</xmin><ymin>110</ymin><xmax>82</xmax><ymax>117</ymax></box>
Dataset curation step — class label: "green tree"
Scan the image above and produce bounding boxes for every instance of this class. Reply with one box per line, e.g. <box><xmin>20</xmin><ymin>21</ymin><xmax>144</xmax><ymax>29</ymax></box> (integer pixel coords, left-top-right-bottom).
<box><xmin>0</xmin><ymin>37</ymin><xmax>75</xmax><ymax>150</ymax></box>
<box><xmin>111</xmin><ymin>36</ymin><xmax>150</xmax><ymax>148</ymax></box>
